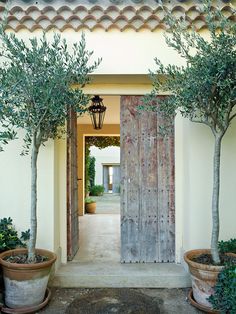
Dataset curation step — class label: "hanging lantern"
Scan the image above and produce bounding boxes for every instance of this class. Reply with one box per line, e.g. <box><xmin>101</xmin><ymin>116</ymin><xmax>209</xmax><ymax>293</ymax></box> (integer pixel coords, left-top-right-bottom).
<box><xmin>88</xmin><ymin>95</ymin><xmax>106</xmax><ymax>130</ymax></box>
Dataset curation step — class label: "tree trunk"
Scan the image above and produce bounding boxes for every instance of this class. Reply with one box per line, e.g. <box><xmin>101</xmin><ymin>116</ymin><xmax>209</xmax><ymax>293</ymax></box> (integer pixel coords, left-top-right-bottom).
<box><xmin>28</xmin><ymin>136</ymin><xmax>40</xmax><ymax>262</ymax></box>
<box><xmin>211</xmin><ymin>134</ymin><xmax>223</xmax><ymax>264</ymax></box>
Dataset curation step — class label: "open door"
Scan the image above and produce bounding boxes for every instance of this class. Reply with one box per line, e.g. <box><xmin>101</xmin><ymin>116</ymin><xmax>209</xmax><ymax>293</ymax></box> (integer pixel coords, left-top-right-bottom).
<box><xmin>67</xmin><ymin>109</ymin><xmax>79</xmax><ymax>261</ymax></box>
<box><xmin>120</xmin><ymin>96</ymin><xmax>175</xmax><ymax>263</ymax></box>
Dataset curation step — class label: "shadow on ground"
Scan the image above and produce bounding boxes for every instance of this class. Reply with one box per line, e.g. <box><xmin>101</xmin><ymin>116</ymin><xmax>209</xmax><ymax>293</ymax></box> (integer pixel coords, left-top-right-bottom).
<box><xmin>66</xmin><ymin>289</ymin><xmax>162</xmax><ymax>314</ymax></box>
<box><xmin>38</xmin><ymin>288</ymin><xmax>203</xmax><ymax>314</ymax></box>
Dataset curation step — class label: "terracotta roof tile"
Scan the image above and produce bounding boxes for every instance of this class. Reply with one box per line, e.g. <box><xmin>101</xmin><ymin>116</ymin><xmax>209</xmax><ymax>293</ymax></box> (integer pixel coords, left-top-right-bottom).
<box><xmin>0</xmin><ymin>1</ymin><xmax>235</xmax><ymax>32</ymax></box>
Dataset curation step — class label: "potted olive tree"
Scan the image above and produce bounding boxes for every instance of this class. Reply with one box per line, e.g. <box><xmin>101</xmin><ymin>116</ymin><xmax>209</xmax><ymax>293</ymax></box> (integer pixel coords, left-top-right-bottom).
<box><xmin>0</xmin><ymin>25</ymin><xmax>100</xmax><ymax>310</ymax></box>
<box><xmin>144</xmin><ymin>0</ymin><xmax>236</xmax><ymax>310</ymax></box>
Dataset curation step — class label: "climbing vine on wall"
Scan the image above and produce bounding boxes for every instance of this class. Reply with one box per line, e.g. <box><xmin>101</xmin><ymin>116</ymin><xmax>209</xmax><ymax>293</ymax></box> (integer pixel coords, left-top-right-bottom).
<box><xmin>88</xmin><ymin>156</ymin><xmax>96</xmax><ymax>188</ymax></box>
<box><xmin>85</xmin><ymin>145</ymin><xmax>90</xmax><ymax>196</ymax></box>
<box><xmin>86</xmin><ymin>136</ymin><xmax>120</xmax><ymax>149</ymax></box>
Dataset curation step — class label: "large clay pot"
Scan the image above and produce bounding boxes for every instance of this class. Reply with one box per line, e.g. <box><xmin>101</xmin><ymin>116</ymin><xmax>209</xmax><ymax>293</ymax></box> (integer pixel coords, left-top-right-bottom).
<box><xmin>0</xmin><ymin>267</ymin><xmax>3</xmax><ymax>291</ymax></box>
<box><xmin>0</xmin><ymin>248</ymin><xmax>56</xmax><ymax>309</ymax></box>
<box><xmin>85</xmin><ymin>202</ymin><xmax>96</xmax><ymax>214</ymax></box>
<box><xmin>184</xmin><ymin>249</ymin><xmax>236</xmax><ymax>308</ymax></box>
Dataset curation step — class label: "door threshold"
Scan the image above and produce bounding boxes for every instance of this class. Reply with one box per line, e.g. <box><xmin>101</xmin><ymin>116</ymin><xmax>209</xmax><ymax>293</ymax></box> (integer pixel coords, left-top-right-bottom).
<box><xmin>53</xmin><ymin>261</ymin><xmax>191</xmax><ymax>288</ymax></box>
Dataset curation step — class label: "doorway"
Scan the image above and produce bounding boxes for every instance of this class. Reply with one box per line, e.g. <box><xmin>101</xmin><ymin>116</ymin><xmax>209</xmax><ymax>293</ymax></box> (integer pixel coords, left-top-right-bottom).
<box><xmin>103</xmin><ymin>164</ymin><xmax>120</xmax><ymax>193</ymax></box>
<box><xmin>67</xmin><ymin>95</ymin><xmax>175</xmax><ymax>263</ymax></box>
<box><xmin>75</xmin><ymin>135</ymin><xmax>121</xmax><ymax>263</ymax></box>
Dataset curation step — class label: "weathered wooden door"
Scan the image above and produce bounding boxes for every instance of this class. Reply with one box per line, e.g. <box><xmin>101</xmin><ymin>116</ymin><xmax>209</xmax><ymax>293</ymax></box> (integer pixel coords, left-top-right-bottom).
<box><xmin>67</xmin><ymin>109</ymin><xmax>79</xmax><ymax>261</ymax></box>
<box><xmin>120</xmin><ymin>96</ymin><xmax>175</xmax><ymax>263</ymax></box>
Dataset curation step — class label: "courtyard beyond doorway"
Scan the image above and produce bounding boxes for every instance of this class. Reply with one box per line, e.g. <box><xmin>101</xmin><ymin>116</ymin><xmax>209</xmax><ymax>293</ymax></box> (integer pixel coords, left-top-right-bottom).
<box><xmin>93</xmin><ymin>193</ymin><xmax>120</xmax><ymax>214</ymax></box>
<box><xmin>73</xmin><ymin>194</ymin><xmax>120</xmax><ymax>263</ymax></box>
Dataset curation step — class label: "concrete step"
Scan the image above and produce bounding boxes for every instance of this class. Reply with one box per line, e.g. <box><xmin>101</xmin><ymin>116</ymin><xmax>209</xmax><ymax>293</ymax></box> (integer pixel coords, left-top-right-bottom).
<box><xmin>53</xmin><ymin>262</ymin><xmax>191</xmax><ymax>288</ymax></box>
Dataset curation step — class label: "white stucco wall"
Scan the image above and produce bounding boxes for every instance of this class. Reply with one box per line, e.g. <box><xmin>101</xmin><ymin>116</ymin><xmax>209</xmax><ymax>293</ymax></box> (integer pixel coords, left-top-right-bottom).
<box><xmin>0</xmin><ymin>27</ymin><xmax>235</xmax><ymax>265</ymax></box>
<box><xmin>90</xmin><ymin>146</ymin><xmax>120</xmax><ymax>186</ymax></box>
<box><xmin>182</xmin><ymin>118</ymin><xmax>236</xmax><ymax>252</ymax></box>
<box><xmin>13</xmin><ymin>29</ymin><xmax>182</xmax><ymax>76</ymax></box>
<box><xmin>175</xmin><ymin>114</ymin><xmax>236</xmax><ymax>263</ymax></box>
<box><xmin>0</xmin><ymin>131</ymin><xmax>55</xmax><ymax>252</ymax></box>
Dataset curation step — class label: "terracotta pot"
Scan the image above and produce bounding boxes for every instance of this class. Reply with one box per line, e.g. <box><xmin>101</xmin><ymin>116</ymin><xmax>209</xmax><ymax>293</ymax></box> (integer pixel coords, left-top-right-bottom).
<box><xmin>85</xmin><ymin>202</ymin><xmax>96</xmax><ymax>214</ymax></box>
<box><xmin>0</xmin><ymin>248</ymin><xmax>56</xmax><ymax>309</ymax></box>
<box><xmin>0</xmin><ymin>267</ymin><xmax>3</xmax><ymax>292</ymax></box>
<box><xmin>184</xmin><ymin>249</ymin><xmax>236</xmax><ymax>308</ymax></box>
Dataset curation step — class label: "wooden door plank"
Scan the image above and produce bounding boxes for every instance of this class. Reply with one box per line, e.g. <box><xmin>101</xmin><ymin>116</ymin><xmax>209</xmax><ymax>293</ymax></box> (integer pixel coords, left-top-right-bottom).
<box><xmin>120</xmin><ymin>96</ymin><xmax>141</xmax><ymax>262</ymax></box>
<box><xmin>67</xmin><ymin>109</ymin><xmax>79</xmax><ymax>261</ymax></box>
<box><xmin>120</xmin><ymin>96</ymin><xmax>175</xmax><ymax>263</ymax></box>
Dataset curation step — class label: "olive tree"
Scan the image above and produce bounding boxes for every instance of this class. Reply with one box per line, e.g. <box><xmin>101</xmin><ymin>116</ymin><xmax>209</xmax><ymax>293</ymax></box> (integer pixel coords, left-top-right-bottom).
<box><xmin>0</xmin><ymin>105</ymin><xmax>16</xmax><ymax>151</ymax></box>
<box><xmin>0</xmin><ymin>28</ymin><xmax>101</xmax><ymax>262</ymax></box>
<box><xmin>146</xmin><ymin>1</ymin><xmax>236</xmax><ymax>264</ymax></box>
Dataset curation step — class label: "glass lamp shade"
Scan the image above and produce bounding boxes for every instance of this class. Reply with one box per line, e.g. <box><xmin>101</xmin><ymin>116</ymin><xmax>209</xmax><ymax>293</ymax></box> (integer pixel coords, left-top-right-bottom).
<box><xmin>88</xmin><ymin>95</ymin><xmax>106</xmax><ymax>130</ymax></box>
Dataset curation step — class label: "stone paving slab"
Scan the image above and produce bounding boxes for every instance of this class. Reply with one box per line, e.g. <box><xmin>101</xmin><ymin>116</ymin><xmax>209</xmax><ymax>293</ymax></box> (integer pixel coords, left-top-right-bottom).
<box><xmin>53</xmin><ymin>261</ymin><xmax>191</xmax><ymax>288</ymax></box>
<box><xmin>91</xmin><ymin>194</ymin><xmax>120</xmax><ymax>214</ymax></box>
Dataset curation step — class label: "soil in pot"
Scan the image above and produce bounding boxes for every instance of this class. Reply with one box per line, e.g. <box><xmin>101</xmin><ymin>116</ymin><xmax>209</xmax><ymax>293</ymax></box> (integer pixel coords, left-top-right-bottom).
<box><xmin>192</xmin><ymin>253</ymin><xmax>236</xmax><ymax>265</ymax></box>
<box><xmin>3</xmin><ymin>253</ymin><xmax>48</xmax><ymax>264</ymax></box>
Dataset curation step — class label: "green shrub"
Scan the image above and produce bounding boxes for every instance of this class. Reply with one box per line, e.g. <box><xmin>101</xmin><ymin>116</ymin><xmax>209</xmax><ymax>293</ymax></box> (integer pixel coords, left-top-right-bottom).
<box><xmin>90</xmin><ymin>185</ymin><xmax>105</xmax><ymax>196</ymax></box>
<box><xmin>85</xmin><ymin>197</ymin><xmax>96</xmax><ymax>204</ymax></box>
<box><xmin>0</xmin><ymin>217</ymin><xmax>29</xmax><ymax>252</ymax></box>
<box><xmin>85</xmin><ymin>146</ymin><xmax>90</xmax><ymax>197</ymax></box>
<box><xmin>208</xmin><ymin>265</ymin><xmax>236</xmax><ymax>314</ymax></box>
<box><xmin>89</xmin><ymin>156</ymin><xmax>96</xmax><ymax>188</ymax></box>
<box><xmin>219</xmin><ymin>239</ymin><xmax>236</xmax><ymax>254</ymax></box>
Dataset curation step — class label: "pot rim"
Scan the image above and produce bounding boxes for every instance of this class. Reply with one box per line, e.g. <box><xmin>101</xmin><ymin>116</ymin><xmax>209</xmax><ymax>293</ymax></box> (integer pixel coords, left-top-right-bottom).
<box><xmin>184</xmin><ymin>249</ymin><xmax>236</xmax><ymax>272</ymax></box>
<box><xmin>0</xmin><ymin>248</ymin><xmax>57</xmax><ymax>270</ymax></box>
